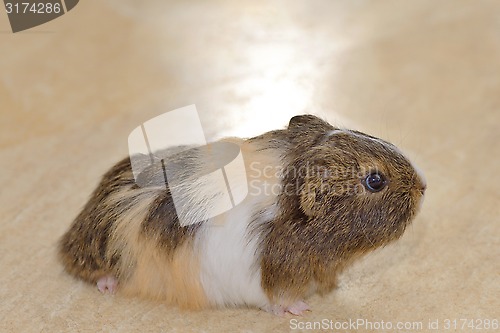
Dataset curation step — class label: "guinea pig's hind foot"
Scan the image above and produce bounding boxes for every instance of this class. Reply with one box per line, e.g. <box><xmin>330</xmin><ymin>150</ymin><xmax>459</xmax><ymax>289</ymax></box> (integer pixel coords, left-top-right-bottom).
<box><xmin>97</xmin><ymin>275</ymin><xmax>118</xmax><ymax>294</ymax></box>
<box><xmin>264</xmin><ymin>300</ymin><xmax>310</xmax><ymax>316</ymax></box>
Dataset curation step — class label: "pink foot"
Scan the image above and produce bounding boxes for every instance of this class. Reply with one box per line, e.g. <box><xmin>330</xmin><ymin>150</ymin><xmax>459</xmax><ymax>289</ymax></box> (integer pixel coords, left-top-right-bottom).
<box><xmin>97</xmin><ymin>275</ymin><xmax>118</xmax><ymax>294</ymax></box>
<box><xmin>264</xmin><ymin>300</ymin><xmax>311</xmax><ymax>316</ymax></box>
<box><xmin>286</xmin><ymin>300</ymin><xmax>310</xmax><ymax>316</ymax></box>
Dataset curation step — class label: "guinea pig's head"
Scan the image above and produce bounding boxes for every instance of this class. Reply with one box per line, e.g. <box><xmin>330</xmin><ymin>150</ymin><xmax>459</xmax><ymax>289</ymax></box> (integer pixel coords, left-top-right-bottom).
<box><xmin>286</xmin><ymin>115</ymin><xmax>426</xmax><ymax>253</ymax></box>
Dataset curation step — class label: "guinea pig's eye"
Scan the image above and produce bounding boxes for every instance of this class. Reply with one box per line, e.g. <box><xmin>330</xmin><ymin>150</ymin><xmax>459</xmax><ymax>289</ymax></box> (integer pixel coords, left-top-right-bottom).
<box><xmin>363</xmin><ymin>172</ymin><xmax>387</xmax><ymax>193</ymax></box>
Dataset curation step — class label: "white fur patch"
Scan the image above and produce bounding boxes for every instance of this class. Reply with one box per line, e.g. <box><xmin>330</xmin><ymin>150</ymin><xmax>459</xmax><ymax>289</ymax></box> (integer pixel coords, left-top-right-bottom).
<box><xmin>195</xmin><ymin>202</ymin><xmax>275</xmax><ymax>309</ymax></box>
<box><xmin>194</xmin><ymin>139</ymin><xmax>282</xmax><ymax>309</ymax></box>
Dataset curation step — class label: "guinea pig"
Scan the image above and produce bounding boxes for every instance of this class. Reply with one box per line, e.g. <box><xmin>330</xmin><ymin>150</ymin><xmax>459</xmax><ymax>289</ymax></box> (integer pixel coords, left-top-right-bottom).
<box><xmin>59</xmin><ymin>114</ymin><xmax>426</xmax><ymax>315</ymax></box>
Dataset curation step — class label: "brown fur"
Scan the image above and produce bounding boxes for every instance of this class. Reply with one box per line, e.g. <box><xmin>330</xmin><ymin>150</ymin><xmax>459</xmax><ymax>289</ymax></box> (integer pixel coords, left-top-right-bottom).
<box><xmin>256</xmin><ymin>115</ymin><xmax>425</xmax><ymax>305</ymax></box>
<box><xmin>59</xmin><ymin>151</ymin><xmax>202</xmax><ymax>290</ymax></box>
<box><xmin>119</xmin><ymin>238</ymin><xmax>208</xmax><ymax>309</ymax></box>
<box><xmin>58</xmin><ymin>157</ymin><xmax>134</xmax><ymax>283</ymax></box>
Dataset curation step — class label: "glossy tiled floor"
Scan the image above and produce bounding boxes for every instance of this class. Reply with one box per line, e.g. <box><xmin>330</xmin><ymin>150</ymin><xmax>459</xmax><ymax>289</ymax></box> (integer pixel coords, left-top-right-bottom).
<box><xmin>0</xmin><ymin>1</ymin><xmax>498</xmax><ymax>332</ymax></box>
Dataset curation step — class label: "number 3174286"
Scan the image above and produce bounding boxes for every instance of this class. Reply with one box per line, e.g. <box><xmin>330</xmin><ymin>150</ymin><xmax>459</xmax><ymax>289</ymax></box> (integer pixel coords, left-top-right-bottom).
<box><xmin>5</xmin><ymin>2</ymin><xmax>62</xmax><ymax>14</ymax></box>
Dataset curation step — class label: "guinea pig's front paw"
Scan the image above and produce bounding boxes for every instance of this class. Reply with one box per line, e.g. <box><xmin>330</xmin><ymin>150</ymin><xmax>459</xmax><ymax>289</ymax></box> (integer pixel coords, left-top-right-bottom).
<box><xmin>286</xmin><ymin>300</ymin><xmax>310</xmax><ymax>316</ymax></box>
<box><xmin>264</xmin><ymin>300</ymin><xmax>311</xmax><ymax>316</ymax></box>
<box><xmin>96</xmin><ymin>275</ymin><xmax>118</xmax><ymax>294</ymax></box>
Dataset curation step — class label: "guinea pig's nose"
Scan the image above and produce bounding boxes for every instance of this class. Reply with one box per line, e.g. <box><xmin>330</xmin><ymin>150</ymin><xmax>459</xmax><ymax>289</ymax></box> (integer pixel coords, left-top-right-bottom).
<box><xmin>419</xmin><ymin>181</ymin><xmax>427</xmax><ymax>193</ymax></box>
<box><xmin>416</xmin><ymin>175</ymin><xmax>427</xmax><ymax>194</ymax></box>
<box><xmin>413</xmin><ymin>168</ymin><xmax>427</xmax><ymax>194</ymax></box>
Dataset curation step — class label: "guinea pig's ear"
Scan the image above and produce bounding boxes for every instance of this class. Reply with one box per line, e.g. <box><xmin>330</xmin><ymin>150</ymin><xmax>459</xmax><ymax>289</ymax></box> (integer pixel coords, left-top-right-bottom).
<box><xmin>288</xmin><ymin>115</ymin><xmax>334</xmax><ymax>133</ymax></box>
<box><xmin>299</xmin><ymin>166</ymin><xmax>329</xmax><ymax>217</ymax></box>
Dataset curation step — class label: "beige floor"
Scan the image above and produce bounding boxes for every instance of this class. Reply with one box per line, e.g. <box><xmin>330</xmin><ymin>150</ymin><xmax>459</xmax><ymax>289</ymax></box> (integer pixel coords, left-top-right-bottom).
<box><xmin>1</xmin><ymin>1</ymin><xmax>499</xmax><ymax>332</ymax></box>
